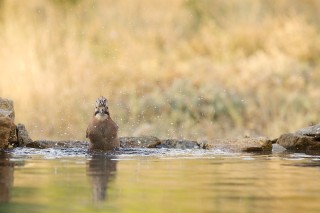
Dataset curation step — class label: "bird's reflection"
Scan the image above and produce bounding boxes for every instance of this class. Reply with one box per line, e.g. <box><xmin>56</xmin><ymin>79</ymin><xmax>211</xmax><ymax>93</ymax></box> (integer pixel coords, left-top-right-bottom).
<box><xmin>0</xmin><ymin>151</ymin><xmax>14</xmax><ymax>203</ymax></box>
<box><xmin>87</xmin><ymin>154</ymin><xmax>117</xmax><ymax>202</ymax></box>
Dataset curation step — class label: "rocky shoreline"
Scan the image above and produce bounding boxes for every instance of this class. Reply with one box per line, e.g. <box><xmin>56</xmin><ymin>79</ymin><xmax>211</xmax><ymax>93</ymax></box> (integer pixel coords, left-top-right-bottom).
<box><xmin>24</xmin><ymin>136</ymin><xmax>272</xmax><ymax>153</ymax></box>
<box><xmin>1</xmin><ymin>97</ymin><xmax>320</xmax><ymax>154</ymax></box>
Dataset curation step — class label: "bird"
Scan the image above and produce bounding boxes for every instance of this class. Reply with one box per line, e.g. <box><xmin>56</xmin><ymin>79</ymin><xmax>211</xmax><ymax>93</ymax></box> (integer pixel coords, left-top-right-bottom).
<box><xmin>86</xmin><ymin>96</ymin><xmax>120</xmax><ymax>151</ymax></box>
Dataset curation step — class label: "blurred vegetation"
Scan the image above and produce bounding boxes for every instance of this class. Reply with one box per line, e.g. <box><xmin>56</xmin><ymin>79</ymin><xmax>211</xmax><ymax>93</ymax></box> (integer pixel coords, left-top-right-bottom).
<box><xmin>0</xmin><ymin>0</ymin><xmax>320</xmax><ymax>141</ymax></box>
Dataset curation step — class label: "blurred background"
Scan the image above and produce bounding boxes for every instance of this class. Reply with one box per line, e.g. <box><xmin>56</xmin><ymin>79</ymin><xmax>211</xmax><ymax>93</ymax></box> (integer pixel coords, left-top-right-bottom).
<box><xmin>0</xmin><ymin>0</ymin><xmax>320</xmax><ymax>141</ymax></box>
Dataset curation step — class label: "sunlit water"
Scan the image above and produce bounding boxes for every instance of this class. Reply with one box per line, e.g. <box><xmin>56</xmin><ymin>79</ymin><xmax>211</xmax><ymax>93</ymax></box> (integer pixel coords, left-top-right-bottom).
<box><xmin>1</xmin><ymin>147</ymin><xmax>320</xmax><ymax>213</ymax></box>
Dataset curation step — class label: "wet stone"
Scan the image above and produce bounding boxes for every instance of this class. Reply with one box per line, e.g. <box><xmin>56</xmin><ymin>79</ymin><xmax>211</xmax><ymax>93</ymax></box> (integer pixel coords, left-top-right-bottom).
<box><xmin>120</xmin><ymin>136</ymin><xmax>161</xmax><ymax>148</ymax></box>
<box><xmin>22</xmin><ymin>137</ymin><xmax>272</xmax><ymax>153</ymax></box>
<box><xmin>26</xmin><ymin>140</ymin><xmax>88</xmax><ymax>149</ymax></box>
<box><xmin>156</xmin><ymin>139</ymin><xmax>200</xmax><ymax>149</ymax></box>
<box><xmin>25</xmin><ymin>141</ymin><xmax>47</xmax><ymax>149</ymax></box>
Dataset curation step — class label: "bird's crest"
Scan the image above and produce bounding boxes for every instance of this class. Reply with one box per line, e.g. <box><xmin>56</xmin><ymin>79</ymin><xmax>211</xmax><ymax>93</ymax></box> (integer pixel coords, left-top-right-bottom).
<box><xmin>95</xmin><ymin>96</ymin><xmax>108</xmax><ymax>108</ymax></box>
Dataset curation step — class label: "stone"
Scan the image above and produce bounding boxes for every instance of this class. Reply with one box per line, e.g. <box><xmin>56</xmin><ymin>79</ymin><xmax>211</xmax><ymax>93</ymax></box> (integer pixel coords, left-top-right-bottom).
<box><xmin>277</xmin><ymin>133</ymin><xmax>318</xmax><ymax>152</ymax></box>
<box><xmin>25</xmin><ymin>141</ymin><xmax>46</xmax><ymax>149</ymax></box>
<box><xmin>210</xmin><ymin>137</ymin><xmax>272</xmax><ymax>152</ymax></box>
<box><xmin>275</xmin><ymin>124</ymin><xmax>320</xmax><ymax>154</ymax></box>
<box><xmin>0</xmin><ymin>98</ymin><xmax>15</xmax><ymax>121</ymax></box>
<box><xmin>0</xmin><ymin>117</ymin><xmax>14</xmax><ymax>149</ymax></box>
<box><xmin>17</xmin><ymin>123</ymin><xmax>33</xmax><ymax>146</ymax></box>
<box><xmin>156</xmin><ymin>139</ymin><xmax>200</xmax><ymax>149</ymax></box>
<box><xmin>26</xmin><ymin>140</ymin><xmax>87</xmax><ymax>149</ymax></box>
<box><xmin>305</xmin><ymin>143</ymin><xmax>320</xmax><ymax>155</ymax></box>
<box><xmin>20</xmin><ymin>136</ymin><xmax>272</xmax><ymax>153</ymax></box>
<box><xmin>120</xmin><ymin>136</ymin><xmax>161</xmax><ymax>148</ymax></box>
<box><xmin>295</xmin><ymin>124</ymin><xmax>320</xmax><ymax>138</ymax></box>
<box><xmin>0</xmin><ymin>98</ymin><xmax>19</xmax><ymax>148</ymax></box>
<box><xmin>272</xmin><ymin>143</ymin><xmax>287</xmax><ymax>153</ymax></box>
<box><xmin>8</xmin><ymin>123</ymin><xmax>17</xmax><ymax>146</ymax></box>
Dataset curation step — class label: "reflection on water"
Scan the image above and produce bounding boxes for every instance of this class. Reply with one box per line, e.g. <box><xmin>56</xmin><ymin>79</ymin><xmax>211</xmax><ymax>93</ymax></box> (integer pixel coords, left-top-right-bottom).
<box><xmin>0</xmin><ymin>151</ymin><xmax>14</xmax><ymax>203</ymax></box>
<box><xmin>1</xmin><ymin>148</ymin><xmax>320</xmax><ymax>212</ymax></box>
<box><xmin>87</xmin><ymin>154</ymin><xmax>117</xmax><ymax>202</ymax></box>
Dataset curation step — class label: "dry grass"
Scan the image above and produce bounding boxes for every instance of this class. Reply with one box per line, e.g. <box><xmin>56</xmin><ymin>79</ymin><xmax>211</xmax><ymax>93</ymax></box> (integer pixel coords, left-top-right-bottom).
<box><xmin>0</xmin><ymin>0</ymin><xmax>320</xmax><ymax>141</ymax></box>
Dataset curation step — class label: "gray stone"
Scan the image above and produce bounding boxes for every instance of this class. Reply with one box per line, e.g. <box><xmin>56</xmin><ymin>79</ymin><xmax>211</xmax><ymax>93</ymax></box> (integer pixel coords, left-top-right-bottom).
<box><xmin>120</xmin><ymin>136</ymin><xmax>161</xmax><ymax>148</ymax></box>
<box><xmin>26</xmin><ymin>140</ymin><xmax>87</xmax><ymax>149</ymax></box>
<box><xmin>17</xmin><ymin>123</ymin><xmax>33</xmax><ymax>146</ymax></box>
<box><xmin>19</xmin><ymin>136</ymin><xmax>271</xmax><ymax>153</ymax></box>
<box><xmin>0</xmin><ymin>98</ymin><xmax>14</xmax><ymax>121</ymax></box>
<box><xmin>295</xmin><ymin>124</ymin><xmax>320</xmax><ymax>138</ymax></box>
<box><xmin>272</xmin><ymin>144</ymin><xmax>287</xmax><ymax>153</ymax></box>
<box><xmin>156</xmin><ymin>139</ymin><xmax>200</xmax><ymax>149</ymax></box>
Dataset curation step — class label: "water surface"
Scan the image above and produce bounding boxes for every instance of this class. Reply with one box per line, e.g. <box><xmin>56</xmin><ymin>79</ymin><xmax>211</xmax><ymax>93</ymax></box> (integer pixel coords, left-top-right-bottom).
<box><xmin>0</xmin><ymin>147</ymin><xmax>320</xmax><ymax>213</ymax></box>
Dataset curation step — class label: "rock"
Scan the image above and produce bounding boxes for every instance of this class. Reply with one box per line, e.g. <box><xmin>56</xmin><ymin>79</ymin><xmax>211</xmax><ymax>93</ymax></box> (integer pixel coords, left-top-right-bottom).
<box><xmin>305</xmin><ymin>143</ymin><xmax>320</xmax><ymax>155</ymax></box>
<box><xmin>210</xmin><ymin>137</ymin><xmax>272</xmax><ymax>152</ymax></box>
<box><xmin>0</xmin><ymin>98</ymin><xmax>33</xmax><ymax>147</ymax></box>
<box><xmin>120</xmin><ymin>136</ymin><xmax>161</xmax><ymax>148</ymax></box>
<box><xmin>276</xmin><ymin>124</ymin><xmax>320</xmax><ymax>154</ymax></box>
<box><xmin>156</xmin><ymin>139</ymin><xmax>200</xmax><ymax>149</ymax></box>
<box><xmin>8</xmin><ymin>123</ymin><xmax>18</xmax><ymax>146</ymax></box>
<box><xmin>0</xmin><ymin>98</ymin><xmax>15</xmax><ymax>121</ymax></box>
<box><xmin>0</xmin><ymin>97</ymin><xmax>24</xmax><ymax>147</ymax></box>
<box><xmin>20</xmin><ymin>136</ymin><xmax>271</xmax><ymax>153</ymax></box>
<box><xmin>23</xmin><ymin>137</ymin><xmax>204</xmax><ymax>150</ymax></box>
<box><xmin>295</xmin><ymin>124</ymin><xmax>320</xmax><ymax>138</ymax></box>
<box><xmin>26</xmin><ymin>140</ymin><xmax>88</xmax><ymax>149</ymax></box>
<box><xmin>17</xmin><ymin>123</ymin><xmax>33</xmax><ymax>146</ymax></box>
<box><xmin>277</xmin><ymin>133</ymin><xmax>318</xmax><ymax>152</ymax></box>
<box><xmin>272</xmin><ymin>143</ymin><xmax>287</xmax><ymax>153</ymax></box>
<box><xmin>0</xmin><ymin>98</ymin><xmax>17</xmax><ymax>147</ymax></box>
<box><xmin>0</xmin><ymin>117</ymin><xmax>14</xmax><ymax>149</ymax></box>
<box><xmin>25</xmin><ymin>141</ymin><xmax>47</xmax><ymax>149</ymax></box>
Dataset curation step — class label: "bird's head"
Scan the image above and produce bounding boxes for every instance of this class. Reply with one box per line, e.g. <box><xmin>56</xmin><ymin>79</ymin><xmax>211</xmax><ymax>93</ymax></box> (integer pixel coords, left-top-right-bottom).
<box><xmin>94</xmin><ymin>96</ymin><xmax>109</xmax><ymax>119</ymax></box>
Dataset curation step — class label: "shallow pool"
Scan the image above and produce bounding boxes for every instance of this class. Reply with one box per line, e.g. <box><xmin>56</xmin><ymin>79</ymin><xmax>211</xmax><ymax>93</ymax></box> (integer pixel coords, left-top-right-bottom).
<box><xmin>1</xmin><ymin>147</ymin><xmax>320</xmax><ymax>213</ymax></box>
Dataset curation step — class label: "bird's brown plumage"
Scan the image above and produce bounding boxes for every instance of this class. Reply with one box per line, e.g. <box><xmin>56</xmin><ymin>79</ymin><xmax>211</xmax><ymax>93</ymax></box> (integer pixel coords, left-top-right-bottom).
<box><xmin>86</xmin><ymin>97</ymin><xmax>120</xmax><ymax>151</ymax></box>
